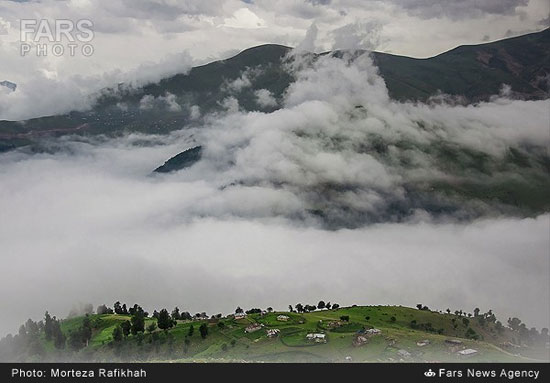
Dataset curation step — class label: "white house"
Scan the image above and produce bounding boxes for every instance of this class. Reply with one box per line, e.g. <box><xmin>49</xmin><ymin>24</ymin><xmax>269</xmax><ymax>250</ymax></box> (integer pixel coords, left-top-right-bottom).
<box><xmin>365</xmin><ymin>328</ymin><xmax>381</xmax><ymax>335</ymax></box>
<box><xmin>306</xmin><ymin>333</ymin><xmax>327</xmax><ymax>343</ymax></box>
<box><xmin>277</xmin><ymin>315</ymin><xmax>290</xmax><ymax>321</ymax></box>
<box><xmin>267</xmin><ymin>329</ymin><xmax>280</xmax><ymax>338</ymax></box>
<box><xmin>235</xmin><ymin>312</ymin><xmax>247</xmax><ymax>320</ymax></box>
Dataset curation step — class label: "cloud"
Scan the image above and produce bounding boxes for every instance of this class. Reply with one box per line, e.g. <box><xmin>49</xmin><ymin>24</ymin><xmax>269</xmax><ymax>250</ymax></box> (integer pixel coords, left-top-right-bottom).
<box><xmin>254</xmin><ymin>88</ymin><xmax>277</xmax><ymax>107</ymax></box>
<box><xmin>0</xmin><ymin>49</ymin><xmax>193</xmax><ymax>120</ymax></box>
<box><xmin>139</xmin><ymin>92</ymin><xmax>182</xmax><ymax>112</ymax></box>
<box><xmin>295</xmin><ymin>22</ymin><xmax>318</xmax><ymax>52</ymax></box>
<box><xmin>0</xmin><ymin>136</ymin><xmax>548</xmax><ymax>334</ymax></box>
<box><xmin>390</xmin><ymin>0</ymin><xmax>530</xmax><ymax>20</ymax></box>
<box><xmin>331</xmin><ymin>20</ymin><xmax>384</xmax><ymax>50</ymax></box>
<box><xmin>223</xmin><ymin>8</ymin><xmax>267</xmax><ymax>29</ymax></box>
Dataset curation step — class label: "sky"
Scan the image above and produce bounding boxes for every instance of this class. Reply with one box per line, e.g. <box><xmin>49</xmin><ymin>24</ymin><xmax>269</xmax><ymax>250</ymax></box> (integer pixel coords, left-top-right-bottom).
<box><xmin>0</xmin><ymin>0</ymin><xmax>549</xmax><ymax>120</ymax></box>
<box><xmin>0</xmin><ymin>0</ymin><xmax>549</xmax><ymax>339</ymax></box>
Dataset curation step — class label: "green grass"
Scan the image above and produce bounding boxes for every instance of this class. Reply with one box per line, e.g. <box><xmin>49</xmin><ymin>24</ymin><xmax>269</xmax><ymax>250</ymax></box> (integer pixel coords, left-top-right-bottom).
<box><xmin>22</xmin><ymin>305</ymin><xmax>547</xmax><ymax>362</ymax></box>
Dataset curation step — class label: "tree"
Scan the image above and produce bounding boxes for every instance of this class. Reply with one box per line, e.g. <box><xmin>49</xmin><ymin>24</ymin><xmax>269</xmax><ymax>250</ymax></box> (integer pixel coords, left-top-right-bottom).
<box><xmin>390</xmin><ymin>316</ymin><xmax>396</xmax><ymax>322</ymax></box>
<box><xmin>446</xmin><ymin>308</ymin><xmax>451</xmax><ymax>314</ymax></box>
<box><xmin>171</xmin><ymin>307</ymin><xmax>181</xmax><ymax>321</ymax></box>
<box><xmin>325</xmin><ymin>302</ymin><xmax>332</xmax><ymax>310</ymax></box>
<box><xmin>474</xmin><ymin>308</ymin><xmax>480</xmax><ymax>317</ymax></box>
<box><xmin>318</xmin><ymin>301</ymin><xmax>326</xmax><ymax>310</ymax></box>
<box><xmin>82</xmin><ymin>315</ymin><xmax>92</xmax><ymax>345</ymax></box>
<box><xmin>97</xmin><ymin>304</ymin><xmax>113</xmax><ymax>315</ymax></box>
<box><xmin>508</xmin><ymin>317</ymin><xmax>522</xmax><ymax>331</ymax></box>
<box><xmin>121</xmin><ymin>321</ymin><xmax>131</xmax><ymax>337</ymax></box>
<box><xmin>199</xmin><ymin>323</ymin><xmax>208</xmax><ymax>339</ymax></box>
<box><xmin>131</xmin><ymin>311</ymin><xmax>145</xmax><ymax>335</ymax></box>
<box><xmin>146</xmin><ymin>322</ymin><xmax>157</xmax><ymax>334</ymax></box>
<box><xmin>52</xmin><ymin>320</ymin><xmax>65</xmax><ymax>349</ymax></box>
<box><xmin>68</xmin><ymin>329</ymin><xmax>85</xmax><ymax>351</ymax></box>
<box><xmin>340</xmin><ymin>315</ymin><xmax>350</xmax><ymax>322</ymax></box>
<box><xmin>112</xmin><ymin>326</ymin><xmax>123</xmax><ymax>342</ymax></box>
<box><xmin>114</xmin><ymin>301</ymin><xmax>122</xmax><ymax>315</ymax></box>
<box><xmin>477</xmin><ymin>316</ymin><xmax>486</xmax><ymax>328</ymax></box>
<box><xmin>295</xmin><ymin>303</ymin><xmax>304</xmax><ymax>313</ymax></box>
<box><xmin>332</xmin><ymin>304</ymin><xmax>340</xmax><ymax>310</ymax></box>
<box><xmin>306</xmin><ymin>304</ymin><xmax>317</xmax><ymax>312</ymax></box>
<box><xmin>267</xmin><ymin>307</ymin><xmax>273</xmax><ymax>313</ymax></box>
<box><xmin>235</xmin><ymin>307</ymin><xmax>243</xmax><ymax>314</ymax></box>
<box><xmin>462</xmin><ymin>317</ymin><xmax>470</xmax><ymax>326</ymax></box>
<box><xmin>416</xmin><ymin>304</ymin><xmax>423</xmax><ymax>310</ymax></box>
<box><xmin>188</xmin><ymin>325</ymin><xmax>194</xmax><ymax>337</ymax></box>
<box><xmin>157</xmin><ymin>309</ymin><xmax>174</xmax><ymax>331</ymax></box>
<box><xmin>245</xmin><ymin>308</ymin><xmax>262</xmax><ymax>314</ymax></box>
<box><xmin>288</xmin><ymin>305</ymin><xmax>294</xmax><ymax>312</ymax></box>
<box><xmin>44</xmin><ymin>312</ymin><xmax>53</xmax><ymax>341</ymax></box>
<box><xmin>25</xmin><ymin>319</ymin><xmax>39</xmax><ymax>337</ymax></box>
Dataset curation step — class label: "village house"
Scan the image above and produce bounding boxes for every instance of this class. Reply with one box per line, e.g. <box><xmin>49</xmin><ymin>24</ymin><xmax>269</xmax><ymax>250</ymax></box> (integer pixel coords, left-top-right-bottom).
<box><xmin>445</xmin><ymin>339</ymin><xmax>463</xmax><ymax>345</ymax></box>
<box><xmin>306</xmin><ymin>333</ymin><xmax>327</xmax><ymax>343</ymax></box>
<box><xmin>327</xmin><ymin>321</ymin><xmax>342</xmax><ymax>329</ymax></box>
<box><xmin>277</xmin><ymin>315</ymin><xmax>290</xmax><ymax>322</ymax></box>
<box><xmin>353</xmin><ymin>334</ymin><xmax>369</xmax><ymax>347</ymax></box>
<box><xmin>365</xmin><ymin>328</ymin><xmax>381</xmax><ymax>335</ymax></box>
<box><xmin>397</xmin><ymin>349</ymin><xmax>411</xmax><ymax>358</ymax></box>
<box><xmin>266</xmin><ymin>329</ymin><xmax>280</xmax><ymax>338</ymax></box>
<box><xmin>235</xmin><ymin>312</ymin><xmax>247</xmax><ymax>320</ymax></box>
<box><xmin>244</xmin><ymin>323</ymin><xmax>263</xmax><ymax>333</ymax></box>
<box><xmin>458</xmin><ymin>348</ymin><xmax>478</xmax><ymax>356</ymax></box>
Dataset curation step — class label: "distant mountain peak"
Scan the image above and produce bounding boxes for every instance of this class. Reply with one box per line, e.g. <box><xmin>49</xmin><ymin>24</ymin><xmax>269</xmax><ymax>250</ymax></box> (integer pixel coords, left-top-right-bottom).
<box><xmin>0</xmin><ymin>80</ymin><xmax>16</xmax><ymax>92</ymax></box>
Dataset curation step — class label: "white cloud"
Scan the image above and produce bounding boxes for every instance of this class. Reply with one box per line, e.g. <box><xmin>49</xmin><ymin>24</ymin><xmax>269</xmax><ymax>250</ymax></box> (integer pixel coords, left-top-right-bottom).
<box><xmin>223</xmin><ymin>8</ymin><xmax>267</xmax><ymax>29</ymax></box>
<box><xmin>254</xmin><ymin>88</ymin><xmax>277</xmax><ymax>107</ymax></box>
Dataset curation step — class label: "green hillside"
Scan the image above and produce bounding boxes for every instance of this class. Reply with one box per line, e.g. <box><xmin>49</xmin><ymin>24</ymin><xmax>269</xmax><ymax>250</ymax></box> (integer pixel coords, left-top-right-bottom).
<box><xmin>1</xmin><ymin>304</ymin><xmax>548</xmax><ymax>362</ymax></box>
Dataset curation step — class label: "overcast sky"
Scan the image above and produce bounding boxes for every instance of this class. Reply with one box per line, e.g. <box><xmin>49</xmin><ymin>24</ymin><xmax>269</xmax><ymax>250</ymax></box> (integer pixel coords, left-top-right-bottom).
<box><xmin>0</xmin><ymin>0</ymin><xmax>549</xmax><ymax>120</ymax></box>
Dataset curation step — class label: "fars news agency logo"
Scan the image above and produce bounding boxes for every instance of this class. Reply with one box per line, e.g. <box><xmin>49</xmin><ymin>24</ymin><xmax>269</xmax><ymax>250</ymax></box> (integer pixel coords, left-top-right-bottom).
<box><xmin>19</xmin><ymin>18</ymin><xmax>94</xmax><ymax>57</ymax></box>
<box><xmin>425</xmin><ymin>369</ymin><xmax>437</xmax><ymax>378</ymax></box>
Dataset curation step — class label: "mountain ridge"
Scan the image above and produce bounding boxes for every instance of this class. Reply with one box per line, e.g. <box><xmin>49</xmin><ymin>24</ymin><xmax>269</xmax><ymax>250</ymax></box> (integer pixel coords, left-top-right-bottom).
<box><xmin>0</xmin><ymin>28</ymin><xmax>548</xmax><ymax>152</ymax></box>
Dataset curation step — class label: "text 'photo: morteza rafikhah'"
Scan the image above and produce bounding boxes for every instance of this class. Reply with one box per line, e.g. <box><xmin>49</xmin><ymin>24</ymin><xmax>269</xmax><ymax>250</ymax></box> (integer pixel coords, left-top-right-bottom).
<box><xmin>0</xmin><ymin>0</ymin><xmax>549</xmax><ymax>381</ymax></box>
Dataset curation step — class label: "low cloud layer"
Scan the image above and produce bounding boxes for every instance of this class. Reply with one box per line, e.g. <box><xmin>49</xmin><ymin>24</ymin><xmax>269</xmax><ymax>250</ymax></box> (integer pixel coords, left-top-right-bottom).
<box><xmin>0</xmin><ymin>138</ymin><xmax>548</xmax><ymax>333</ymax></box>
<box><xmin>0</xmin><ymin>49</ymin><xmax>549</xmax><ymax>336</ymax></box>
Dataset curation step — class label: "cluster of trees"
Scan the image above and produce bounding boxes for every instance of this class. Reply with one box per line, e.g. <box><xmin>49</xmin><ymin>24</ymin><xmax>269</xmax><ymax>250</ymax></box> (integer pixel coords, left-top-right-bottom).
<box><xmin>67</xmin><ymin>316</ymin><xmax>92</xmax><ymax>351</ymax></box>
<box><xmin>409</xmin><ymin>320</ymin><xmax>444</xmax><ymax>334</ymax></box>
<box><xmin>290</xmin><ymin>301</ymin><xmax>340</xmax><ymax>313</ymax></box>
<box><xmin>112</xmin><ymin>304</ymin><xmax>148</xmax><ymax>341</ymax></box>
<box><xmin>507</xmin><ymin>317</ymin><xmax>549</xmax><ymax>346</ymax></box>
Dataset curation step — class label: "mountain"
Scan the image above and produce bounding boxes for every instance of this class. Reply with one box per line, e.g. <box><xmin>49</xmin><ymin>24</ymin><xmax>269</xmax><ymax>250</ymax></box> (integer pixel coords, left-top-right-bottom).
<box><xmin>1</xmin><ymin>303</ymin><xmax>548</xmax><ymax>362</ymax></box>
<box><xmin>0</xmin><ymin>29</ymin><xmax>548</xmax><ymax>152</ymax></box>
<box><xmin>372</xmin><ymin>29</ymin><xmax>550</xmax><ymax>102</ymax></box>
<box><xmin>0</xmin><ymin>80</ymin><xmax>16</xmax><ymax>92</ymax></box>
<box><xmin>153</xmin><ymin>146</ymin><xmax>202</xmax><ymax>173</ymax></box>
